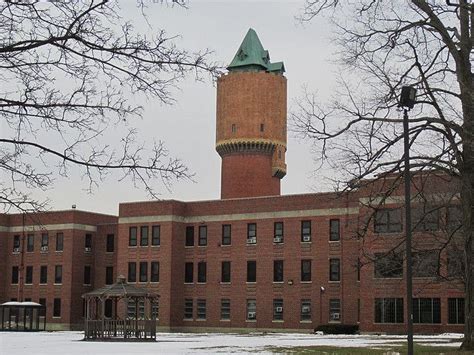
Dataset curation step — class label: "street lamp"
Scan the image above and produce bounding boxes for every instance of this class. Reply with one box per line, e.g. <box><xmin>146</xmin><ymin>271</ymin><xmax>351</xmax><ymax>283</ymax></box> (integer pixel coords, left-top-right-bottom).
<box><xmin>399</xmin><ymin>85</ymin><xmax>417</xmax><ymax>355</ymax></box>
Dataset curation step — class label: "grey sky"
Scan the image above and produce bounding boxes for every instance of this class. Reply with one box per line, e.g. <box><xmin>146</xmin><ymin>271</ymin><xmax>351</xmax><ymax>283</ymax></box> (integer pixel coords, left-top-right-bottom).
<box><xmin>31</xmin><ymin>1</ymin><xmax>338</xmax><ymax>215</ymax></box>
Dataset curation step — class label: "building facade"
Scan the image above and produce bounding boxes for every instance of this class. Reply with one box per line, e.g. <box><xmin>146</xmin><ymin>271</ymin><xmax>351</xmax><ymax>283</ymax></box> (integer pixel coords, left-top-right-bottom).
<box><xmin>0</xmin><ymin>29</ymin><xmax>465</xmax><ymax>333</ymax></box>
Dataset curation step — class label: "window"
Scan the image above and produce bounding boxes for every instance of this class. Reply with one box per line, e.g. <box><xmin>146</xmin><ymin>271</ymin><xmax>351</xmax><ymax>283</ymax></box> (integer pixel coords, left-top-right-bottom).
<box><xmin>247</xmin><ymin>223</ymin><xmax>257</xmax><ymax>243</ymax></box>
<box><xmin>447</xmin><ymin>248</ymin><xmax>464</xmax><ymax>277</ymax></box>
<box><xmin>221</xmin><ymin>299</ymin><xmax>231</xmax><ymax>320</ymax></box>
<box><xmin>447</xmin><ymin>205</ymin><xmax>462</xmax><ymax>232</ymax></box>
<box><xmin>260</xmin><ymin>123</ymin><xmax>264</xmax><ymax>132</ymax></box>
<box><xmin>273</xmin><ymin>260</ymin><xmax>284</xmax><ymax>282</ymax></box>
<box><xmin>221</xmin><ymin>261</ymin><xmax>231</xmax><ymax>283</ymax></box>
<box><xmin>374</xmin><ymin>252</ymin><xmax>403</xmax><ymax>278</ymax></box>
<box><xmin>273</xmin><ymin>299</ymin><xmax>283</xmax><ymax>321</ymax></box>
<box><xmin>129</xmin><ymin>227</ymin><xmax>137</xmax><ymax>246</ymax></box>
<box><xmin>231</xmin><ymin>123</ymin><xmax>236</xmax><ymax>133</ymax></box>
<box><xmin>301</xmin><ymin>299</ymin><xmax>311</xmax><ymax>321</ymax></box>
<box><xmin>185</xmin><ymin>262</ymin><xmax>193</xmax><ymax>283</ymax></box>
<box><xmin>40</xmin><ymin>265</ymin><xmax>48</xmax><ymax>284</ymax></box>
<box><xmin>185</xmin><ymin>226</ymin><xmax>194</xmax><ymax>246</ymax></box>
<box><xmin>39</xmin><ymin>298</ymin><xmax>46</xmax><ymax>317</ymax></box>
<box><xmin>329</xmin><ymin>219</ymin><xmax>340</xmax><ymax>241</ymax></box>
<box><xmin>152</xmin><ymin>226</ymin><xmax>160</xmax><ymax>246</ymax></box>
<box><xmin>448</xmin><ymin>298</ymin><xmax>464</xmax><ymax>324</ymax></box>
<box><xmin>53</xmin><ymin>298</ymin><xmax>61</xmax><ymax>318</ymax></box>
<box><xmin>85</xmin><ymin>233</ymin><xmax>92</xmax><ymax>250</ymax></box>
<box><xmin>25</xmin><ymin>266</ymin><xmax>33</xmax><ymax>284</ymax></box>
<box><xmin>41</xmin><ymin>233</ymin><xmax>49</xmax><ymax>248</ymax></box>
<box><xmin>197</xmin><ymin>299</ymin><xmax>206</xmax><ymax>320</ymax></box>
<box><xmin>222</xmin><ymin>224</ymin><xmax>231</xmax><ymax>245</ymax></box>
<box><xmin>374</xmin><ymin>208</ymin><xmax>402</xmax><ymax>233</ymax></box>
<box><xmin>139</xmin><ymin>262</ymin><xmax>147</xmax><ymax>282</ymax></box>
<box><xmin>329</xmin><ymin>299</ymin><xmax>341</xmax><ymax>322</ymax></box>
<box><xmin>54</xmin><ymin>265</ymin><xmax>62</xmax><ymax>284</ymax></box>
<box><xmin>413</xmin><ymin>250</ymin><xmax>439</xmax><ymax>277</ymax></box>
<box><xmin>198</xmin><ymin>225</ymin><xmax>207</xmax><ymax>246</ymax></box>
<box><xmin>140</xmin><ymin>226</ymin><xmax>149</xmax><ymax>246</ymax></box>
<box><xmin>151</xmin><ymin>262</ymin><xmax>159</xmax><ymax>282</ymax></box>
<box><xmin>13</xmin><ymin>235</ymin><xmax>20</xmax><ymax>252</ymax></box>
<box><xmin>374</xmin><ymin>298</ymin><xmax>404</xmax><ymax>323</ymax></box>
<box><xmin>247</xmin><ymin>299</ymin><xmax>256</xmax><ymax>320</ymax></box>
<box><xmin>184</xmin><ymin>299</ymin><xmax>193</xmax><ymax>319</ymax></box>
<box><xmin>84</xmin><ymin>266</ymin><xmax>91</xmax><ymax>285</ymax></box>
<box><xmin>106</xmin><ymin>266</ymin><xmax>114</xmax><ymax>285</ymax></box>
<box><xmin>27</xmin><ymin>234</ymin><xmax>34</xmax><ymax>252</ymax></box>
<box><xmin>197</xmin><ymin>262</ymin><xmax>207</xmax><ymax>283</ymax></box>
<box><xmin>329</xmin><ymin>258</ymin><xmax>340</xmax><ymax>281</ymax></box>
<box><xmin>56</xmin><ymin>233</ymin><xmax>63</xmax><ymax>251</ymax></box>
<box><xmin>11</xmin><ymin>266</ymin><xmax>19</xmax><ymax>284</ymax></box>
<box><xmin>301</xmin><ymin>260</ymin><xmax>312</xmax><ymax>282</ymax></box>
<box><xmin>106</xmin><ymin>234</ymin><xmax>114</xmax><ymax>252</ymax></box>
<box><xmin>301</xmin><ymin>221</ymin><xmax>311</xmax><ymax>242</ymax></box>
<box><xmin>274</xmin><ymin>222</ymin><xmax>284</xmax><ymax>243</ymax></box>
<box><xmin>128</xmin><ymin>262</ymin><xmax>136</xmax><ymax>282</ymax></box>
<box><xmin>412</xmin><ymin>206</ymin><xmax>440</xmax><ymax>232</ymax></box>
<box><xmin>105</xmin><ymin>299</ymin><xmax>113</xmax><ymax>318</ymax></box>
<box><xmin>247</xmin><ymin>261</ymin><xmax>256</xmax><ymax>283</ymax></box>
<box><xmin>413</xmin><ymin>298</ymin><xmax>441</xmax><ymax>324</ymax></box>
<box><xmin>127</xmin><ymin>299</ymin><xmax>145</xmax><ymax>319</ymax></box>
<box><xmin>151</xmin><ymin>301</ymin><xmax>159</xmax><ymax>319</ymax></box>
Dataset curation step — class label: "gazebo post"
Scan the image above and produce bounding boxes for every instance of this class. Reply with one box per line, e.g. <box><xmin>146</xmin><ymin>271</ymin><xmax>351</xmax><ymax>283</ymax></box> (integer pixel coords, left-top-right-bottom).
<box><xmin>135</xmin><ymin>297</ymin><xmax>139</xmax><ymax>338</ymax></box>
<box><xmin>101</xmin><ymin>297</ymin><xmax>105</xmax><ymax>339</ymax></box>
<box><xmin>113</xmin><ymin>298</ymin><xmax>117</xmax><ymax>337</ymax></box>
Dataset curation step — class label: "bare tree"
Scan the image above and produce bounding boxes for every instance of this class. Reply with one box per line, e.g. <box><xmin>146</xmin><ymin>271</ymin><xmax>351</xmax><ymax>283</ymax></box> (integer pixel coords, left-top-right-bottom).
<box><xmin>0</xmin><ymin>0</ymin><xmax>219</xmax><ymax>213</ymax></box>
<box><xmin>293</xmin><ymin>0</ymin><xmax>473</xmax><ymax>349</ymax></box>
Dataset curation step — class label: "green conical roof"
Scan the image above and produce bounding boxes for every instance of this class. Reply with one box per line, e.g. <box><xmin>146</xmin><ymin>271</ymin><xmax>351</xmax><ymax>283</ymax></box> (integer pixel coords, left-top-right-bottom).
<box><xmin>227</xmin><ymin>28</ymin><xmax>285</xmax><ymax>74</ymax></box>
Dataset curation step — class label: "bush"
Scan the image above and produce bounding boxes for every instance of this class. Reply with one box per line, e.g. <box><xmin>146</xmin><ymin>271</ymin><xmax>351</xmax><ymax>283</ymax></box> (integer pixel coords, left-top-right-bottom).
<box><xmin>314</xmin><ymin>324</ymin><xmax>359</xmax><ymax>335</ymax></box>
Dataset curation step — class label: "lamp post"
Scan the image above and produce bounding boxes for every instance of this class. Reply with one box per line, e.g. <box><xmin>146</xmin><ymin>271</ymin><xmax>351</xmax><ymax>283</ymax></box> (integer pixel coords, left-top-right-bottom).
<box><xmin>399</xmin><ymin>85</ymin><xmax>417</xmax><ymax>355</ymax></box>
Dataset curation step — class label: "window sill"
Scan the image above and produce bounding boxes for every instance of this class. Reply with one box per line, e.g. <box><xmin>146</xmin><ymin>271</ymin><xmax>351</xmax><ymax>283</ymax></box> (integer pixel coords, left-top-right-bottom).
<box><xmin>150</xmin><ymin>281</ymin><xmax>160</xmax><ymax>284</ymax></box>
<box><xmin>220</xmin><ymin>319</ymin><xmax>231</xmax><ymax>322</ymax></box>
<box><xmin>53</xmin><ymin>283</ymin><xmax>63</xmax><ymax>286</ymax></box>
<box><xmin>52</xmin><ymin>317</ymin><xmax>61</xmax><ymax>319</ymax></box>
<box><xmin>151</xmin><ymin>245</ymin><xmax>160</xmax><ymax>248</ymax></box>
<box><xmin>329</xmin><ymin>240</ymin><xmax>341</xmax><ymax>243</ymax></box>
<box><xmin>184</xmin><ymin>282</ymin><xmax>194</xmax><ymax>285</ymax></box>
<box><xmin>197</xmin><ymin>245</ymin><xmax>207</xmax><ymax>248</ymax></box>
<box><xmin>40</xmin><ymin>283</ymin><xmax>48</xmax><ymax>286</ymax></box>
<box><xmin>55</xmin><ymin>251</ymin><xmax>63</xmax><ymax>253</ymax></box>
<box><xmin>184</xmin><ymin>245</ymin><xmax>195</xmax><ymax>248</ymax></box>
<box><xmin>300</xmin><ymin>241</ymin><xmax>312</xmax><ymax>244</ymax></box>
<box><xmin>328</xmin><ymin>320</ymin><xmax>341</xmax><ymax>324</ymax></box>
<box><xmin>196</xmin><ymin>318</ymin><xmax>206</xmax><ymax>321</ymax></box>
<box><xmin>83</xmin><ymin>284</ymin><xmax>91</xmax><ymax>286</ymax></box>
<box><xmin>272</xmin><ymin>320</ymin><xmax>284</xmax><ymax>323</ymax></box>
<box><xmin>246</xmin><ymin>282</ymin><xmax>256</xmax><ymax>285</ymax></box>
<box><xmin>11</xmin><ymin>283</ymin><xmax>19</xmax><ymax>286</ymax></box>
<box><xmin>24</xmin><ymin>283</ymin><xmax>33</xmax><ymax>286</ymax></box>
<box><xmin>196</xmin><ymin>282</ymin><xmax>207</xmax><ymax>285</ymax></box>
<box><xmin>273</xmin><ymin>281</ymin><xmax>284</xmax><ymax>284</ymax></box>
<box><xmin>373</xmin><ymin>277</ymin><xmax>403</xmax><ymax>280</ymax></box>
<box><xmin>245</xmin><ymin>320</ymin><xmax>257</xmax><ymax>323</ymax></box>
<box><xmin>300</xmin><ymin>320</ymin><xmax>312</xmax><ymax>323</ymax></box>
<box><xmin>183</xmin><ymin>318</ymin><xmax>193</xmax><ymax>321</ymax></box>
<box><xmin>105</xmin><ymin>251</ymin><xmax>115</xmax><ymax>254</ymax></box>
<box><xmin>328</xmin><ymin>281</ymin><xmax>341</xmax><ymax>283</ymax></box>
<box><xmin>128</xmin><ymin>246</ymin><xmax>138</xmax><ymax>248</ymax></box>
<box><xmin>220</xmin><ymin>282</ymin><xmax>231</xmax><ymax>285</ymax></box>
<box><xmin>221</xmin><ymin>244</ymin><xmax>232</xmax><ymax>247</ymax></box>
<box><xmin>301</xmin><ymin>281</ymin><xmax>312</xmax><ymax>284</ymax></box>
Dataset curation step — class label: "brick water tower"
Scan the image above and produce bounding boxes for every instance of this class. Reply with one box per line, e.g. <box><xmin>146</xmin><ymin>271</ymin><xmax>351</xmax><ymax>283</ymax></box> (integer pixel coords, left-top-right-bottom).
<box><xmin>216</xmin><ymin>29</ymin><xmax>287</xmax><ymax>199</ymax></box>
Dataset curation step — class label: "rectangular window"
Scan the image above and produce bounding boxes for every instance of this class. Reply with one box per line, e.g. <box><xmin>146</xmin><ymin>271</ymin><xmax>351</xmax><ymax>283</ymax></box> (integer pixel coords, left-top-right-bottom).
<box><xmin>139</xmin><ymin>262</ymin><xmax>147</xmax><ymax>282</ymax></box>
<box><xmin>221</xmin><ymin>261</ymin><xmax>231</xmax><ymax>283</ymax></box>
<box><xmin>301</xmin><ymin>260</ymin><xmax>312</xmax><ymax>282</ymax></box>
<box><xmin>448</xmin><ymin>298</ymin><xmax>464</xmax><ymax>324</ymax></box>
<box><xmin>301</xmin><ymin>299</ymin><xmax>311</xmax><ymax>321</ymax></box>
<box><xmin>329</xmin><ymin>299</ymin><xmax>341</xmax><ymax>322</ymax></box>
<box><xmin>329</xmin><ymin>258</ymin><xmax>340</xmax><ymax>281</ymax></box>
<box><xmin>413</xmin><ymin>298</ymin><xmax>441</xmax><ymax>324</ymax></box>
<box><xmin>301</xmin><ymin>221</ymin><xmax>311</xmax><ymax>242</ymax></box>
<box><xmin>247</xmin><ymin>223</ymin><xmax>257</xmax><ymax>244</ymax></box>
<box><xmin>39</xmin><ymin>298</ymin><xmax>46</xmax><ymax>317</ymax></box>
<box><xmin>198</xmin><ymin>225</ymin><xmax>207</xmax><ymax>246</ymax></box>
<box><xmin>374</xmin><ymin>208</ymin><xmax>402</xmax><ymax>233</ymax></box>
<box><xmin>40</xmin><ymin>265</ymin><xmax>48</xmax><ymax>284</ymax></box>
<box><xmin>184</xmin><ymin>299</ymin><xmax>193</xmax><ymax>319</ymax></box>
<box><xmin>152</xmin><ymin>301</ymin><xmax>159</xmax><ymax>319</ymax></box>
<box><xmin>11</xmin><ymin>266</ymin><xmax>19</xmax><ymax>284</ymax></box>
<box><xmin>140</xmin><ymin>226</ymin><xmax>149</xmax><ymax>246</ymax></box>
<box><xmin>106</xmin><ymin>266</ymin><xmax>114</xmax><ymax>285</ymax></box>
<box><xmin>412</xmin><ymin>206</ymin><xmax>440</xmax><ymax>232</ymax></box>
<box><xmin>197</xmin><ymin>262</ymin><xmax>207</xmax><ymax>283</ymax></box>
<box><xmin>53</xmin><ymin>298</ymin><xmax>61</xmax><ymax>318</ymax></box>
<box><xmin>128</xmin><ymin>262</ymin><xmax>136</xmax><ymax>283</ymax></box>
<box><xmin>247</xmin><ymin>261</ymin><xmax>256</xmax><ymax>283</ymax></box>
<box><xmin>13</xmin><ymin>235</ymin><xmax>20</xmax><ymax>252</ymax></box>
<box><xmin>25</xmin><ymin>266</ymin><xmax>33</xmax><ymax>284</ymax></box>
<box><xmin>151</xmin><ymin>262</ymin><xmax>159</xmax><ymax>282</ymax></box>
<box><xmin>197</xmin><ymin>299</ymin><xmax>206</xmax><ymax>320</ymax></box>
<box><xmin>129</xmin><ymin>227</ymin><xmax>137</xmax><ymax>246</ymax></box>
<box><xmin>247</xmin><ymin>299</ymin><xmax>256</xmax><ymax>320</ymax></box>
<box><xmin>374</xmin><ymin>252</ymin><xmax>403</xmax><ymax>278</ymax></box>
<box><xmin>374</xmin><ymin>298</ymin><xmax>404</xmax><ymax>323</ymax></box>
<box><xmin>55</xmin><ymin>265</ymin><xmax>62</xmax><ymax>284</ymax></box>
<box><xmin>329</xmin><ymin>219</ymin><xmax>340</xmax><ymax>241</ymax></box>
<box><xmin>56</xmin><ymin>233</ymin><xmax>63</xmax><ymax>251</ymax></box>
<box><xmin>274</xmin><ymin>222</ymin><xmax>284</xmax><ymax>243</ymax></box>
<box><xmin>152</xmin><ymin>226</ymin><xmax>160</xmax><ymax>246</ymax></box>
<box><xmin>84</xmin><ymin>233</ymin><xmax>92</xmax><ymax>250</ymax></box>
<box><xmin>222</xmin><ymin>224</ymin><xmax>231</xmax><ymax>245</ymax></box>
<box><xmin>273</xmin><ymin>260</ymin><xmax>284</xmax><ymax>282</ymax></box>
<box><xmin>412</xmin><ymin>250</ymin><xmax>439</xmax><ymax>278</ymax></box>
<box><xmin>27</xmin><ymin>234</ymin><xmax>34</xmax><ymax>252</ymax></box>
<box><xmin>106</xmin><ymin>234</ymin><xmax>114</xmax><ymax>252</ymax></box>
<box><xmin>84</xmin><ymin>266</ymin><xmax>91</xmax><ymax>285</ymax></box>
<box><xmin>127</xmin><ymin>299</ymin><xmax>145</xmax><ymax>319</ymax></box>
<box><xmin>41</xmin><ymin>233</ymin><xmax>49</xmax><ymax>248</ymax></box>
<box><xmin>221</xmin><ymin>299</ymin><xmax>231</xmax><ymax>320</ymax></box>
<box><xmin>273</xmin><ymin>299</ymin><xmax>283</xmax><ymax>321</ymax></box>
<box><xmin>185</xmin><ymin>226</ymin><xmax>194</xmax><ymax>246</ymax></box>
<box><xmin>185</xmin><ymin>262</ymin><xmax>193</xmax><ymax>283</ymax></box>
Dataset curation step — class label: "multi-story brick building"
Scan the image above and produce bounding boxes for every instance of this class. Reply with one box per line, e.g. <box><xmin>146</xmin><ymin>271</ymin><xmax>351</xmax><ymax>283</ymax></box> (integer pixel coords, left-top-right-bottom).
<box><xmin>0</xmin><ymin>29</ymin><xmax>465</xmax><ymax>334</ymax></box>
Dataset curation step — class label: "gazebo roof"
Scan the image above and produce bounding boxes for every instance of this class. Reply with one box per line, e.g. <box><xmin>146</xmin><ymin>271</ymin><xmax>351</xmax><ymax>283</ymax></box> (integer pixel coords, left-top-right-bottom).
<box><xmin>82</xmin><ymin>275</ymin><xmax>158</xmax><ymax>299</ymax></box>
<box><xmin>1</xmin><ymin>301</ymin><xmax>43</xmax><ymax>307</ymax></box>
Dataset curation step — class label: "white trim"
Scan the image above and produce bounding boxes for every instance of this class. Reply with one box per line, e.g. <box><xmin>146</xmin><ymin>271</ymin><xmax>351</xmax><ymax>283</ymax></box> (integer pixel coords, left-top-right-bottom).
<box><xmin>0</xmin><ymin>223</ymin><xmax>97</xmax><ymax>233</ymax></box>
<box><xmin>359</xmin><ymin>192</ymin><xmax>460</xmax><ymax>206</ymax></box>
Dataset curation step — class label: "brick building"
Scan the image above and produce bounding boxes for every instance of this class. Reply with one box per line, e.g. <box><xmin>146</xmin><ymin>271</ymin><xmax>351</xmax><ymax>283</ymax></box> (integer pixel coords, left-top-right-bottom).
<box><xmin>0</xmin><ymin>29</ymin><xmax>465</xmax><ymax>333</ymax></box>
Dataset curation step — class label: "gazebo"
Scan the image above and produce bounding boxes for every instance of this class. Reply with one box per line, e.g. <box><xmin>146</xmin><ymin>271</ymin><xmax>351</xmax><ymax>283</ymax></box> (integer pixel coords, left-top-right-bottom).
<box><xmin>0</xmin><ymin>301</ymin><xmax>46</xmax><ymax>331</ymax></box>
<box><xmin>82</xmin><ymin>275</ymin><xmax>159</xmax><ymax>341</ymax></box>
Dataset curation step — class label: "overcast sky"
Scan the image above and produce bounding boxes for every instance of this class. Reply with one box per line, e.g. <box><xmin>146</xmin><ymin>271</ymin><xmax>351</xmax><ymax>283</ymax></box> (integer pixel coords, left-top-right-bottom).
<box><xmin>32</xmin><ymin>0</ymin><xmax>340</xmax><ymax>215</ymax></box>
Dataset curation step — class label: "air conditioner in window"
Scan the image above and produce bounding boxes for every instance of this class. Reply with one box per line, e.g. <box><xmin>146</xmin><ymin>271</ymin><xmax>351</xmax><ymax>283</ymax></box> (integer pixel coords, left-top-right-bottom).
<box><xmin>13</xmin><ymin>247</ymin><xmax>20</xmax><ymax>253</ymax></box>
<box><xmin>301</xmin><ymin>306</ymin><xmax>311</xmax><ymax>313</ymax></box>
<box><xmin>273</xmin><ymin>236</ymin><xmax>283</xmax><ymax>243</ymax></box>
<box><xmin>275</xmin><ymin>306</ymin><xmax>283</xmax><ymax>313</ymax></box>
<box><xmin>332</xmin><ymin>312</ymin><xmax>340</xmax><ymax>320</ymax></box>
<box><xmin>40</xmin><ymin>246</ymin><xmax>49</xmax><ymax>252</ymax></box>
<box><xmin>247</xmin><ymin>311</ymin><xmax>256</xmax><ymax>320</ymax></box>
<box><xmin>302</xmin><ymin>235</ymin><xmax>311</xmax><ymax>242</ymax></box>
<box><xmin>247</xmin><ymin>237</ymin><xmax>257</xmax><ymax>244</ymax></box>
<box><xmin>84</xmin><ymin>247</ymin><xmax>92</xmax><ymax>252</ymax></box>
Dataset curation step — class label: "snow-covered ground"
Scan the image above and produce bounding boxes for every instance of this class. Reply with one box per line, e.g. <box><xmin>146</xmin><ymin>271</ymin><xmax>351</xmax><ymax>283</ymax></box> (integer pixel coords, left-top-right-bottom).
<box><xmin>0</xmin><ymin>331</ymin><xmax>463</xmax><ymax>354</ymax></box>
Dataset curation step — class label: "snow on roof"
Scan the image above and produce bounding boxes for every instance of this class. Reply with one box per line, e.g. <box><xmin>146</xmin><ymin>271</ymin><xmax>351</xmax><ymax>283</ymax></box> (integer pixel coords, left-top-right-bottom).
<box><xmin>1</xmin><ymin>301</ymin><xmax>42</xmax><ymax>307</ymax></box>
